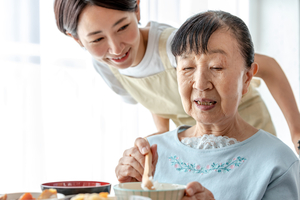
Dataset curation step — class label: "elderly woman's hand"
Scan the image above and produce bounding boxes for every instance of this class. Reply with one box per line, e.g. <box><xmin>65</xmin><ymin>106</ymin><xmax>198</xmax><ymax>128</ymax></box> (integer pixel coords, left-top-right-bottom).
<box><xmin>115</xmin><ymin>137</ymin><xmax>158</xmax><ymax>183</ymax></box>
<box><xmin>182</xmin><ymin>182</ymin><xmax>215</xmax><ymax>200</ymax></box>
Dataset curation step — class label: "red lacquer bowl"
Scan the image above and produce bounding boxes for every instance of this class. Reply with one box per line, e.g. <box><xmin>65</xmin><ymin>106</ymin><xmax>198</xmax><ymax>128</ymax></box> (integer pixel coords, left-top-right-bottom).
<box><xmin>41</xmin><ymin>181</ymin><xmax>111</xmax><ymax>195</ymax></box>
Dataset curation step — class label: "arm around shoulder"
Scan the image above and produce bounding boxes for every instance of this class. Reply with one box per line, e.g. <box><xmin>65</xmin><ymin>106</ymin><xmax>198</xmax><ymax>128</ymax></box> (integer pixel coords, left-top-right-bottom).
<box><xmin>254</xmin><ymin>53</ymin><xmax>300</xmax><ymax>152</ymax></box>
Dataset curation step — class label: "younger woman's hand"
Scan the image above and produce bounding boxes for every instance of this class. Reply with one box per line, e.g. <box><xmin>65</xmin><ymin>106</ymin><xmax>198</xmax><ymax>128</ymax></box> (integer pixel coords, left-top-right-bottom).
<box><xmin>291</xmin><ymin>132</ymin><xmax>300</xmax><ymax>154</ymax></box>
<box><xmin>115</xmin><ymin>137</ymin><xmax>158</xmax><ymax>183</ymax></box>
<box><xmin>182</xmin><ymin>182</ymin><xmax>215</xmax><ymax>200</ymax></box>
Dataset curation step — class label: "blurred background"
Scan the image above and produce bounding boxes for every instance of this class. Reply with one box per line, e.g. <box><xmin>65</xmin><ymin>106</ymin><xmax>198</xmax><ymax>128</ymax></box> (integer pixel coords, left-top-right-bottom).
<box><xmin>0</xmin><ymin>0</ymin><xmax>299</xmax><ymax>193</ymax></box>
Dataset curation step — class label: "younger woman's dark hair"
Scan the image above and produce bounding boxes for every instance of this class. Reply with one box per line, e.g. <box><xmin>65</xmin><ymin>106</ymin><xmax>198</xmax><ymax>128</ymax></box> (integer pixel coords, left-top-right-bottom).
<box><xmin>54</xmin><ymin>0</ymin><xmax>138</xmax><ymax>38</ymax></box>
<box><xmin>171</xmin><ymin>10</ymin><xmax>254</xmax><ymax>68</ymax></box>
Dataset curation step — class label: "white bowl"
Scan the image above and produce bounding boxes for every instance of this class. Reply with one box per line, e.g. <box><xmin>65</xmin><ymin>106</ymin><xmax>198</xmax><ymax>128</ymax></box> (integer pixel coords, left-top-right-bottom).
<box><xmin>113</xmin><ymin>182</ymin><xmax>186</xmax><ymax>200</ymax></box>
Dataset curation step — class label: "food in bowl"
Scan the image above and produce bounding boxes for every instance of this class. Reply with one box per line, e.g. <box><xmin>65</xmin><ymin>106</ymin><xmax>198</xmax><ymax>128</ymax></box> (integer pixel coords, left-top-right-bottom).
<box><xmin>19</xmin><ymin>193</ymin><xmax>38</xmax><ymax>200</ymax></box>
<box><xmin>70</xmin><ymin>192</ymin><xmax>115</xmax><ymax>200</ymax></box>
<box><xmin>0</xmin><ymin>189</ymin><xmax>58</xmax><ymax>200</ymax></box>
<box><xmin>37</xmin><ymin>189</ymin><xmax>58</xmax><ymax>200</ymax></box>
<box><xmin>41</xmin><ymin>181</ymin><xmax>111</xmax><ymax>195</ymax></box>
<box><xmin>114</xmin><ymin>182</ymin><xmax>186</xmax><ymax>200</ymax></box>
<box><xmin>0</xmin><ymin>194</ymin><xmax>7</xmax><ymax>200</ymax></box>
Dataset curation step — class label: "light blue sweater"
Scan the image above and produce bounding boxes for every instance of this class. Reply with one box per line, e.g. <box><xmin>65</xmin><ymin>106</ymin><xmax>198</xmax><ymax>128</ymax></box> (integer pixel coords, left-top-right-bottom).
<box><xmin>147</xmin><ymin>126</ymin><xmax>300</xmax><ymax>200</ymax></box>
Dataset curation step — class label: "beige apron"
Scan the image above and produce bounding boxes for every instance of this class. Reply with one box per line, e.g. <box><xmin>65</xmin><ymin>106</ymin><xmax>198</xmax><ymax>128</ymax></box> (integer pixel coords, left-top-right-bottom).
<box><xmin>109</xmin><ymin>28</ymin><xmax>276</xmax><ymax>136</ymax></box>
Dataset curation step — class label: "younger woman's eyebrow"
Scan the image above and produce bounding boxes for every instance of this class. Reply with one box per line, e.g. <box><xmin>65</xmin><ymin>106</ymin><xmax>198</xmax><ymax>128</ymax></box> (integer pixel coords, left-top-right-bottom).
<box><xmin>87</xmin><ymin>17</ymin><xmax>128</xmax><ymax>37</ymax></box>
<box><xmin>87</xmin><ymin>30</ymin><xmax>102</xmax><ymax>37</ymax></box>
<box><xmin>113</xmin><ymin>17</ymin><xmax>127</xmax><ymax>27</ymax></box>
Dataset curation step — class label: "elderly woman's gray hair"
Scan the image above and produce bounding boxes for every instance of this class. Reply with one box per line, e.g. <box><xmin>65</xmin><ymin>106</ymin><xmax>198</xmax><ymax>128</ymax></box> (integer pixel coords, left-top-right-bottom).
<box><xmin>171</xmin><ymin>10</ymin><xmax>254</xmax><ymax>68</ymax></box>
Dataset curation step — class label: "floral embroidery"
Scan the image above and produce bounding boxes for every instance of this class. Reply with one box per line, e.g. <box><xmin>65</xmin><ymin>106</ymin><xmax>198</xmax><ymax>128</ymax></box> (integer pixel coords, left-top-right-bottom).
<box><xmin>169</xmin><ymin>155</ymin><xmax>246</xmax><ymax>174</ymax></box>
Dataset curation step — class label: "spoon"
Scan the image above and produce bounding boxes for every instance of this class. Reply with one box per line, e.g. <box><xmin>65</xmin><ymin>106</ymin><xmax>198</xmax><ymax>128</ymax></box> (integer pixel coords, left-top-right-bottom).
<box><xmin>142</xmin><ymin>148</ymin><xmax>154</xmax><ymax>190</ymax></box>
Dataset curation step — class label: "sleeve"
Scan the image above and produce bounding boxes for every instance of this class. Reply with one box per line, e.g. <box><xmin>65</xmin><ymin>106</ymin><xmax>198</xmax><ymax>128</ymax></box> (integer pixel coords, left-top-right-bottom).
<box><xmin>262</xmin><ymin>160</ymin><xmax>300</xmax><ymax>200</ymax></box>
<box><xmin>166</xmin><ymin>29</ymin><xmax>178</xmax><ymax>69</ymax></box>
<box><xmin>91</xmin><ymin>58</ymin><xmax>138</xmax><ymax>104</ymax></box>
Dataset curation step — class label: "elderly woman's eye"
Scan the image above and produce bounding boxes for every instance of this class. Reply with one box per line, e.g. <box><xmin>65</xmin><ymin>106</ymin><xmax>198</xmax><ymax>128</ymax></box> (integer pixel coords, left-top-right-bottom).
<box><xmin>183</xmin><ymin>67</ymin><xmax>194</xmax><ymax>70</ymax></box>
<box><xmin>212</xmin><ymin>67</ymin><xmax>223</xmax><ymax>70</ymax></box>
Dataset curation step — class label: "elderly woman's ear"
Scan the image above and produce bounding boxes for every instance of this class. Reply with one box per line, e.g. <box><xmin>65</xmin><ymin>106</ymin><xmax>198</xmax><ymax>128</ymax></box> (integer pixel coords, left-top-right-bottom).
<box><xmin>242</xmin><ymin>62</ymin><xmax>259</xmax><ymax>95</ymax></box>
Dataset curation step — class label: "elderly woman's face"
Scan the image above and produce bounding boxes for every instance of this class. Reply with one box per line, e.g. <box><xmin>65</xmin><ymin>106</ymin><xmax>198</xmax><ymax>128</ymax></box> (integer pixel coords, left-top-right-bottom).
<box><xmin>176</xmin><ymin>29</ymin><xmax>253</xmax><ymax>125</ymax></box>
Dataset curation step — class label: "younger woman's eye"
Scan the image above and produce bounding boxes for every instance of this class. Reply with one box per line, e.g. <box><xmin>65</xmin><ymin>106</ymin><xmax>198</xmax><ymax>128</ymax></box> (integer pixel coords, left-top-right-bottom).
<box><xmin>91</xmin><ymin>37</ymin><xmax>103</xmax><ymax>43</ymax></box>
<box><xmin>118</xmin><ymin>24</ymin><xmax>129</xmax><ymax>31</ymax></box>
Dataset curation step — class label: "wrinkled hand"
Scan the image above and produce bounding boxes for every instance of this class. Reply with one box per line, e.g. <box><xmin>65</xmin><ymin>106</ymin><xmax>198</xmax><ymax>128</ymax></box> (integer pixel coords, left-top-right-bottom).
<box><xmin>115</xmin><ymin>137</ymin><xmax>158</xmax><ymax>183</ymax></box>
<box><xmin>182</xmin><ymin>182</ymin><xmax>215</xmax><ymax>200</ymax></box>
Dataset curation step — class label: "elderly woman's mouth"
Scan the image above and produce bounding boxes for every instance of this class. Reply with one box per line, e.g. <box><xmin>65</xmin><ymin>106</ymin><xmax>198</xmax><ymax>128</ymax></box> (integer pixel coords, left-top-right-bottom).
<box><xmin>195</xmin><ymin>100</ymin><xmax>217</xmax><ymax>106</ymax></box>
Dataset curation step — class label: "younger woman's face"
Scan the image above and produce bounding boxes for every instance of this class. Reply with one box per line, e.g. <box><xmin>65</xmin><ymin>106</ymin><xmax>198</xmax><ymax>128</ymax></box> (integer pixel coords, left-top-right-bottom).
<box><xmin>75</xmin><ymin>5</ymin><xmax>142</xmax><ymax>69</ymax></box>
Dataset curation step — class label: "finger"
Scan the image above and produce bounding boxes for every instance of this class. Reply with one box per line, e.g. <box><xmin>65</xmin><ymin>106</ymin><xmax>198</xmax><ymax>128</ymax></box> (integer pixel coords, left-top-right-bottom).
<box><xmin>134</xmin><ymin>137</ymin><xmax>151</xmax><ymax>155</ymax></box>
<box><xmin>118</xmin><ymin>155</ymin><xmax>144</xmax><ymax>176</ymax></box>
<box><xmin>184</xmin><ymin>182</ymin><xmax>215</xmax><ymax>200</ymax></box>
<box><xmin>123</xmin><ymin>146</ymin><xmax>146</xmax><ymax>169</ymax></box>
<box><xmin>185</xmin><ymin>182</ymin><xmax>204</xmax><ymax>196</ymax></box>
<box><xmin>123</xmin><ymin>146</ymin><xmax>137</xmax><ymax>156</ymax></box>
<box><xmin>115</xmin><ymin>163</ymin><xmax>143</xmax><ymax>182</ymax></box>
<box><xmin>191</xmin><ymin>189</ymin><xmax>215</xmax><ymax>200</ymax></box>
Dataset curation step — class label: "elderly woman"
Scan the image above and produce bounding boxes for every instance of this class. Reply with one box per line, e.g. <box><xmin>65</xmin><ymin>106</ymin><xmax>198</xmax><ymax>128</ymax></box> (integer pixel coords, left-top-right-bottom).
<box><xmin>115</xmin><ymin>11</ymin><xmax>300</xmax><ymax>199</ymax></box>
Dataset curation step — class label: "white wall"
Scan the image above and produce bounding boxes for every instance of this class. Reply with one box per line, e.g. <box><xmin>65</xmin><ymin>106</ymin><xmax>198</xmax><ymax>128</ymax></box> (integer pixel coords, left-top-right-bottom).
<box><xmin>249</xmin><ymin>0</ymin><xmax>300</xmax><ymax>152</ymax></box>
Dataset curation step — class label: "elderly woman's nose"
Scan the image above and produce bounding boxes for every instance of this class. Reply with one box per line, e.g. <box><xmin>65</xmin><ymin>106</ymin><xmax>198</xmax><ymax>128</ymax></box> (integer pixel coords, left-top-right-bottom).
<box><xmin>193</xmin><ymin>70</ymin><xmax>213</xmax><ymax>91</ymax></box>
<box><xmin>108</xmin><ymin>37</ymin><xmax>124</xmax><ymax>55</ymax></box>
